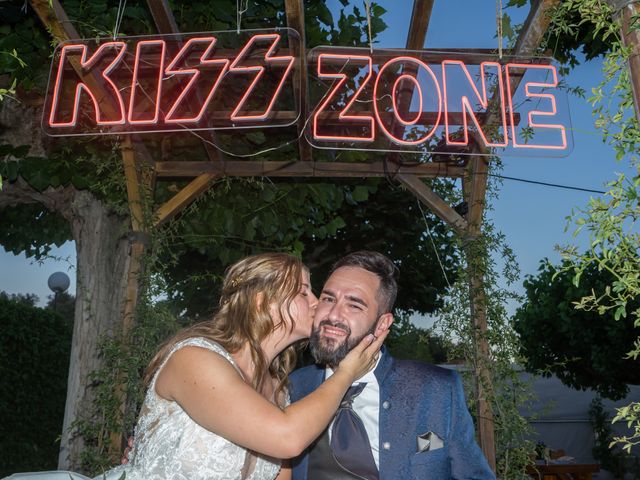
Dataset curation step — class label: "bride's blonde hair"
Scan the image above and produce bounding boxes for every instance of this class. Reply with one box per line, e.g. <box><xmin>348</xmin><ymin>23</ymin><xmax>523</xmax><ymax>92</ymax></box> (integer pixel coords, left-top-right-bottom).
<box><xmin>145</xmin><ymin>252</ymin><xmax>306</xmax><ymax>405</ymax></box>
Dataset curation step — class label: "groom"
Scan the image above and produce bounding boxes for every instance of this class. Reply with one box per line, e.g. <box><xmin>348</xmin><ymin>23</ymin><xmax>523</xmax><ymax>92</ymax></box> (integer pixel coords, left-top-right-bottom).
<box><xmin>286</xmin><ymin>251</ymin><xmax>495</xmax><ymax>479</ymax></box>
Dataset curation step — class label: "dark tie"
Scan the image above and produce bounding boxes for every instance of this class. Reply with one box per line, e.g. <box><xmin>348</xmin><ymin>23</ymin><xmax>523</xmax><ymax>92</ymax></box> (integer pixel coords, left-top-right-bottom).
<box><xmin>330</xmin><ymin>383</ymin><xmax>379</xmax><ymax>480</ymax></box>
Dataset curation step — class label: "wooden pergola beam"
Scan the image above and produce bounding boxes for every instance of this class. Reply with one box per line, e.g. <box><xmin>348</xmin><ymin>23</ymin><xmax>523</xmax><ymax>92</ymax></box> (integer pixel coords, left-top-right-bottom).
<box><xmin>122</xmin><ymin>138</ymin><xmax>144</xmax><ymax>232</ymax></box>
<box><xmin>30</xmin><ymin>0</ymin><xmax>79</xmax><ymax>39</ymax></box>
<box><xmin>406</xmin><ymin>0</ymin><xmax>435</xmax><ymax>50</ymax></box>
<box><xmin>396</xmin><ymin>173</ymin><xmax>468</xmax><ymax>234</ymax></box>
<box><xmin>154</xmin><ymin>173</ymin><xmax>219</xmax><ymax>227</ymax></box>
<box><xmin>155</xmin><ymin>160</ymin><xmax>465</xmax><ymax>178</ymax></box>
<box><xmin>285</xmin><ymin>0</ymin><xmax>312</xmax><ymax>162</ymax></box>
<box><xmin>146</xmin><ymin>0</ymin><xmax>179</xmax><ymax>35</ymax></box>
<box><xmin>514</xmin><ymin>0</ymin><xmax>560</xmax><ymax>55</ymax></box>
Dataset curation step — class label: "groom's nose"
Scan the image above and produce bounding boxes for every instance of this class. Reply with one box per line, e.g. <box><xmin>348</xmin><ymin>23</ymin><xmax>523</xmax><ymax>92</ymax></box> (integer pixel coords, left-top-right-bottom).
<box><xmin>326</xmin><ymin>301</ymin><xmax>344</xmax><ymax>322</ymax></box>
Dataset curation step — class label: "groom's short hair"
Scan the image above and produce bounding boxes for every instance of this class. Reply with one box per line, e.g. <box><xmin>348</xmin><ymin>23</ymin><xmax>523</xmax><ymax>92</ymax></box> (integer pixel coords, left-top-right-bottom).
<box><xmin>330</xmin><ymin>251</ymin><xmax>398</xmax><ymax>314</ymax></box>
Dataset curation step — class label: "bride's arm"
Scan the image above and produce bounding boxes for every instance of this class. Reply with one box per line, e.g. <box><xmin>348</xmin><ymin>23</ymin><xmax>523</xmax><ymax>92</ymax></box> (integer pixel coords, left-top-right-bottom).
<box><xmin>276</xmin><ymin>462</ymin><xmax>291</xmax><ymax>480</ymax></box>
<box><xmin>154</xmin><ymin>331</ymin><xmax>387</xmax><ymax>459</ymax></box>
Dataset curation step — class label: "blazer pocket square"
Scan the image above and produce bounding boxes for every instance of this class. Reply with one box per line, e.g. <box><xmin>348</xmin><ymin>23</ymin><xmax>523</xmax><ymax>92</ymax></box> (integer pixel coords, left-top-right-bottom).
<box><xmin>417</xmin><ymin>431</ymin><xmax>444</xmax><ymax>452</ymax></box>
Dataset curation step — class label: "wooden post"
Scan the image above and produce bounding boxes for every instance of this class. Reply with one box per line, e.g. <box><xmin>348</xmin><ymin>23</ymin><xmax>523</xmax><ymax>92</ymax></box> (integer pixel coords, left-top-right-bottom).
<box><xmin>106</xmin><ymin>137</ymin><xmax>152</xmax><ymax>458</ymax></box>
<box><xmin>606</xmin><ymin>0</ymin><xmax>640</xmax><ymax>124</ymax></box>
<box><xmin>462</xmin><ymin>155</ymin><xmax>495</xmax><ymax>470</ymax></box>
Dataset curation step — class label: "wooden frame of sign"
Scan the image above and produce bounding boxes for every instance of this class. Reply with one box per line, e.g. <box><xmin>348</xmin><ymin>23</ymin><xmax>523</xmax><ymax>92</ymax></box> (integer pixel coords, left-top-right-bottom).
<box><xmin>29</xmin><ymin>0</ymin><xmax>561</xmax><ymax>470</ymax></box>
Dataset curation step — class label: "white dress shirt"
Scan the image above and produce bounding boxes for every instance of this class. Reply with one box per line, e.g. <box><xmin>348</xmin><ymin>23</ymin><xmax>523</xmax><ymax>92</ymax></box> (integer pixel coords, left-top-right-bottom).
<box><xmin>325</xmin><ymin>356</ymin><xmax>381</xmax><ymax>468</ymax></box>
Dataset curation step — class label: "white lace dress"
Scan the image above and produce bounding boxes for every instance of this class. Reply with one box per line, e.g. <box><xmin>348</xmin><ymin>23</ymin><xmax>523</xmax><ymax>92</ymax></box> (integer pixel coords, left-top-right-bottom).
<box><xmin>103</xmin><ymin>337</ymin><xmax>283</xmax><ymax>480</ymax></box>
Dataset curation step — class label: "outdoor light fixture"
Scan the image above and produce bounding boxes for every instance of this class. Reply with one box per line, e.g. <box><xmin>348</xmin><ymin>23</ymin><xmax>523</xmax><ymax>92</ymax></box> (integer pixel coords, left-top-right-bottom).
<box><xmin>48</xmin><ymin>271</ymin><xmax>70</xmax><ymax>313</ymax></box>
<box><xmin>48</xmin><ymin>271</ymin><xmax>70</xmax><ymax>293</ymax></box>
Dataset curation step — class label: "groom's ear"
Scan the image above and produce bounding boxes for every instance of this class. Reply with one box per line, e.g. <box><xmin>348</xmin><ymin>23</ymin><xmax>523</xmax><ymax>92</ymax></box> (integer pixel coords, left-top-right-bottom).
<box><xmin>375</xmin><ymin>313</ymin><xmax>394</xmax><ymax>337</ymax></box>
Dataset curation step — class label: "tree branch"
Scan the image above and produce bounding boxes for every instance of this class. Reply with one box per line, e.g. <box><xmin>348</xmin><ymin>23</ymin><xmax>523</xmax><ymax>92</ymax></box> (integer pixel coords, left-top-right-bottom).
<box><xmin>0</xmin><ymin>176</ymin><xmax>76</xmax><ymax>220</ymax></box>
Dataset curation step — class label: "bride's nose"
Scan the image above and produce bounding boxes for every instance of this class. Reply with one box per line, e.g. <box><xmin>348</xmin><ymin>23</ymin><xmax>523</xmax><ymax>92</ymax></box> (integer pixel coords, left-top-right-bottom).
<box><xmin>309</xmin><ymin>291</ymin><xmax>319</xmax><ymax>309</ymax></box>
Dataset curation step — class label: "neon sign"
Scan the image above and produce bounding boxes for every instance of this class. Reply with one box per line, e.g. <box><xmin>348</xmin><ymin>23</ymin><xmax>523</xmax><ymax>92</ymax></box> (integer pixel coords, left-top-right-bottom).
<box><xmin>306</xmin><ymin>46</ymin><xmax>571</xmax><ymax>156</ymax></box>
<box><xmin>43</xmin><ymin>29</ymin><xmax>302</xmax><ymax>137</ymax></box>
<box><xmin>43</xmin><ymin>30</ymin><xmax>572</xmax><ymax>156</ymax></box>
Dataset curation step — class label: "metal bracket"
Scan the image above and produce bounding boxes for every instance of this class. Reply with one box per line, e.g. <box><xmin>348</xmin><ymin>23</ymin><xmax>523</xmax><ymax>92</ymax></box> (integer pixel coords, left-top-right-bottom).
<box><xmin>128</xmin><ymin>230</ymin><xmax>152</xmax><ymax>246</ymax></box>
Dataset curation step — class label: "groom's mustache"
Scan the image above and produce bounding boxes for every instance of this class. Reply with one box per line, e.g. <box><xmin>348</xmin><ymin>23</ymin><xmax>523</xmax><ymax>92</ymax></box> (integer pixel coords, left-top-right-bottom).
<box><xmin>317</xmin><ymin>319</ymin><xmax>351</xmax><ymax>336</ymax></box>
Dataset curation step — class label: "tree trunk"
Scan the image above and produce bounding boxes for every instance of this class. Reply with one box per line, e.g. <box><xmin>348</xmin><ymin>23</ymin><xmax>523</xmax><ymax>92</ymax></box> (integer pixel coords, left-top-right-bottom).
<box><xmin>0</xmin><ymin>178</ymin><xmax>131</xmax><ymax>470</ymax></box>
<box><xmin>58</xmin><ymin>190</ymin><xmax>131</xmax><ymax>470</ymax></box>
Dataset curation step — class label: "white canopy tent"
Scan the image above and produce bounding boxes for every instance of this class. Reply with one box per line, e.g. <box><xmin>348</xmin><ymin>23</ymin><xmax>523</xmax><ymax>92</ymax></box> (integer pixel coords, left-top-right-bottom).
<box><xmin>442</xmin><ymin>364</ymin><xmax>640</xmax><ymax>477</ymax></box>
<box><xmin>520</xmin><ymin>371</ymin><xmax>640</xmax><ymax>463</ymax></box>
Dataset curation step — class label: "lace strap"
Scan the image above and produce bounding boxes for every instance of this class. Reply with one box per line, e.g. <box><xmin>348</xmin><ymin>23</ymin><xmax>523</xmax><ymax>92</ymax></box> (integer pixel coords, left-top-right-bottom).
<box><xmin>150</xmin><ymin>337</ymin><xmax>244</xmax><ymax>390</ymax></box>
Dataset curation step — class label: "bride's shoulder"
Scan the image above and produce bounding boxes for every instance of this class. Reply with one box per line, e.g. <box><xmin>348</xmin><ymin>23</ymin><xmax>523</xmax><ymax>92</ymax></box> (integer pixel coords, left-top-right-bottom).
<box><xmin>154</xmin><ymin>338</ymin><xmax>243</xmax><ymax>399</ymax></box>
<box><xmin>165</xmin><ymin>337</ymin><xmax>238</xmax><ymax>370</ymax></box>
<box><xmin>171</xmin><ymin>337</ymin><xmax>228</xmax><ymax>355</ymax></box>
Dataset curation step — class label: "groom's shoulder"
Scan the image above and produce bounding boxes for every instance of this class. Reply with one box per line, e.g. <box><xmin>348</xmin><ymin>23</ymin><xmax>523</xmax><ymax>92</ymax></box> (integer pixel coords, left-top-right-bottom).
<box><xmin>290</xmin><ymin>363</ymin><xmax>324</xmax><ymax>383</ymax></box>
<box><xmin>288</xmin><ymin>363</ymin><xmax>325</xmax><ymax>398</ymax></box>
<box><xmin>391</xmin><ymin>357</ymin><xmax>459</xmax><ymax>385</ymax></box>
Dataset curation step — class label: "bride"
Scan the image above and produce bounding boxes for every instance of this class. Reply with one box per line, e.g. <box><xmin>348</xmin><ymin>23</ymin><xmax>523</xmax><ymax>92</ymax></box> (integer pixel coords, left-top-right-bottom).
<box><xmin>5</xmin><ymin>252</ymin><xmax>386</xmax><ymax>480</ymax></box>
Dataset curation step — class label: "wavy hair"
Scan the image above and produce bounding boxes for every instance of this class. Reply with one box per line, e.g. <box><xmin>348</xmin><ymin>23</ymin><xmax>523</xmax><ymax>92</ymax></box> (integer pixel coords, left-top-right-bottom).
<box><xmin>145</xmin><ymin>252</ymin><xmax>305</xmax><ymax>406</ymax></box>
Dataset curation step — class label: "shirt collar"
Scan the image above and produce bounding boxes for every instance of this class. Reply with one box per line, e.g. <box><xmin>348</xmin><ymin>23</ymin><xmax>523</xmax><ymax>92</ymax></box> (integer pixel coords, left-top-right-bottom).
<box><xmin>325</xmin><ymin>354</ymin><xmax>382</xmax><ymax>385</ymax></box>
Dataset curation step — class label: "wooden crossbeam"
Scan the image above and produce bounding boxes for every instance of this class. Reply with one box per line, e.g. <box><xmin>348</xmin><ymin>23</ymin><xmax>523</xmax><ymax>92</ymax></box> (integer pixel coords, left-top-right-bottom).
<box><xmin>146</xmin><ymin>0</ymin><xmax>179</xmax><ymax>34</ymax></box>
<box><xmin>406</xmin><ymin>0</ymin><xmax>435</xmax><ymax>50</ymax></box>
<box><xmin>515</xmin><ymin>0</ymin><xmax>560</xmax><ymax>55</ymax></box>
<box><xmin>396</xmin><ymin>173</ymin><xmax>468</xmax><ymax>234</ymax></box>
<box><xmin>155</xmin><ymin>160</ymin><xmax>464</xmax><ymax>179</ymax></box>
<box><xmin>30</xmin><ymin>0</ymin><xmax>80</xmax><ymax>39</ymax></box>
<box><xmin>285</xmin><ymin>0</ymin><xmax>312</xmax><ymax>162</ymax></box>
<box><xmin>154</xmin><ymin>173</ymin><xmax>219</xmax><ymax>227</ymax></box>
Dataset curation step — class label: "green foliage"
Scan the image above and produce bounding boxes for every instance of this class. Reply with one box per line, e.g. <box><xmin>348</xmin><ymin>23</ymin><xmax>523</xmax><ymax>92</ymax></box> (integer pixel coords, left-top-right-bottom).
<box><xmin>514</xmin><ymin>259</ymin><xmax>640</xmax><ymax>400</ymax></box>
<box><xmin>588</xmin><ymin>397</ymin><xmax>626</xmax><ymax>476</ymax></box>
<box><xmin>0</xmin><ymin>3</ymin><xmax>53</xmax><ymax>95</ymax></box>
<box><xmin>0</xmin><ymin>140</ymin><xmax>128</xmax><ymax>261</ymax></box>
<box><xmin>160</xmin><ymin>177</ymin><xmax>460</xmax><ymax>320</ymax></box>
<box><xmin>304</xmin><ymin>1</ymin><xmax>387</xmax><ymax>48</ymax></box>
<box><xmin>46</xmin><ymin>291</ymin><xmax>76</xmax><ymax>326</ymax></box>
<box><xmin>0</xmin><ymin>294</ymin><xmax>72</xmax><ymax>477</ymax></box>
<box><xmin>0</xmin><ymin>290</ymin><xmax>39</xmax><ymax>306</ymax></box>
<box><xmin>547</xmin><ymin>0</ymin><xmax>640</xmax><ymax>455</ymax></box>
<box><xmin>545</xmin><ymin>0</ymin><xmax>616</xmax><ymax>67</ymax></box>
<box><xmin>385</xmin><ymin>313</ymin><xmax>452</xmax><ymax>364</ymax></box>
<box><xmin>0</xmin><ymin>203</ymin><xmax>72</xmax><ymax>259</ymax></box>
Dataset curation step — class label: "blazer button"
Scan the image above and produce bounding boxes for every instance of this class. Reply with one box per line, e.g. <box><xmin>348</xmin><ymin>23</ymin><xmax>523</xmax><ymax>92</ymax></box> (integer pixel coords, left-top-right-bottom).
<box><xmin>383</xmin><ymin>442</ymin><xmax>391</xmax><ymax>450</ymax></box>
<box><xmin>382</xmin><ymin>401</ymin><xmax>390</xmax><ymax>409</ymax></box>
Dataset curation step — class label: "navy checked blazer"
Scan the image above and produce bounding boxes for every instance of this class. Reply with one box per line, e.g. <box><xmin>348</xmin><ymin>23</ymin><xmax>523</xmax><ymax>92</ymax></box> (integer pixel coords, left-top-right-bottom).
<box><xmin>288</xmin><ymin>348</ymin><xmax>496</xmax><ymax>480</ymax></box>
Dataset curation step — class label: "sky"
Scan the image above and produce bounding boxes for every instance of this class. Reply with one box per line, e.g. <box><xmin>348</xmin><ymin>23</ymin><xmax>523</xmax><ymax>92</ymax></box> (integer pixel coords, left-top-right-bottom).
<box><xmin>0</xmin><ymin>1</ymin><xmax>633</xmax><ymax>325</ymax></box>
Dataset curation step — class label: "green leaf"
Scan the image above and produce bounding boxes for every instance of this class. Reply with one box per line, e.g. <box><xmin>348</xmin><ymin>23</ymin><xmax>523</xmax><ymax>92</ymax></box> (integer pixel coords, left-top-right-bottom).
<box><xmin>352</xmin><ymin>185</ymin><xmax>369</xmax><ymax>202</ymax></box>
<box><xmin>371</xmin><ymin>4</ymin><xmax>387</xmax><ymax>17</ymax></box>
<box><xmin>614</xmin><ymin>305</ymin><xmax>626</xmax><ymax>321</ymax></box>
<box><xmin>315</xmin><ymin>3</ymin><xmax>334</xmax><ymax>26</ymax></box>
<box><xmin>572</xmin><ymin>270</ymin><xmax>582</xmax><ymax>287</ymax></box>
<box><xmin>327</xmin><ymin>216</ymin><xmax>346</xmax><ymax>234</ymax></box>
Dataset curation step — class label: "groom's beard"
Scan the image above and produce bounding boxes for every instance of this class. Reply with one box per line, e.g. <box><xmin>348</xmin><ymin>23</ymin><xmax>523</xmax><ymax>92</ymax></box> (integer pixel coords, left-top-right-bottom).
<box><xmin>309</xmin><ymin>319</ymin><xmax>377</xmax><ymax>368</ymax></box>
